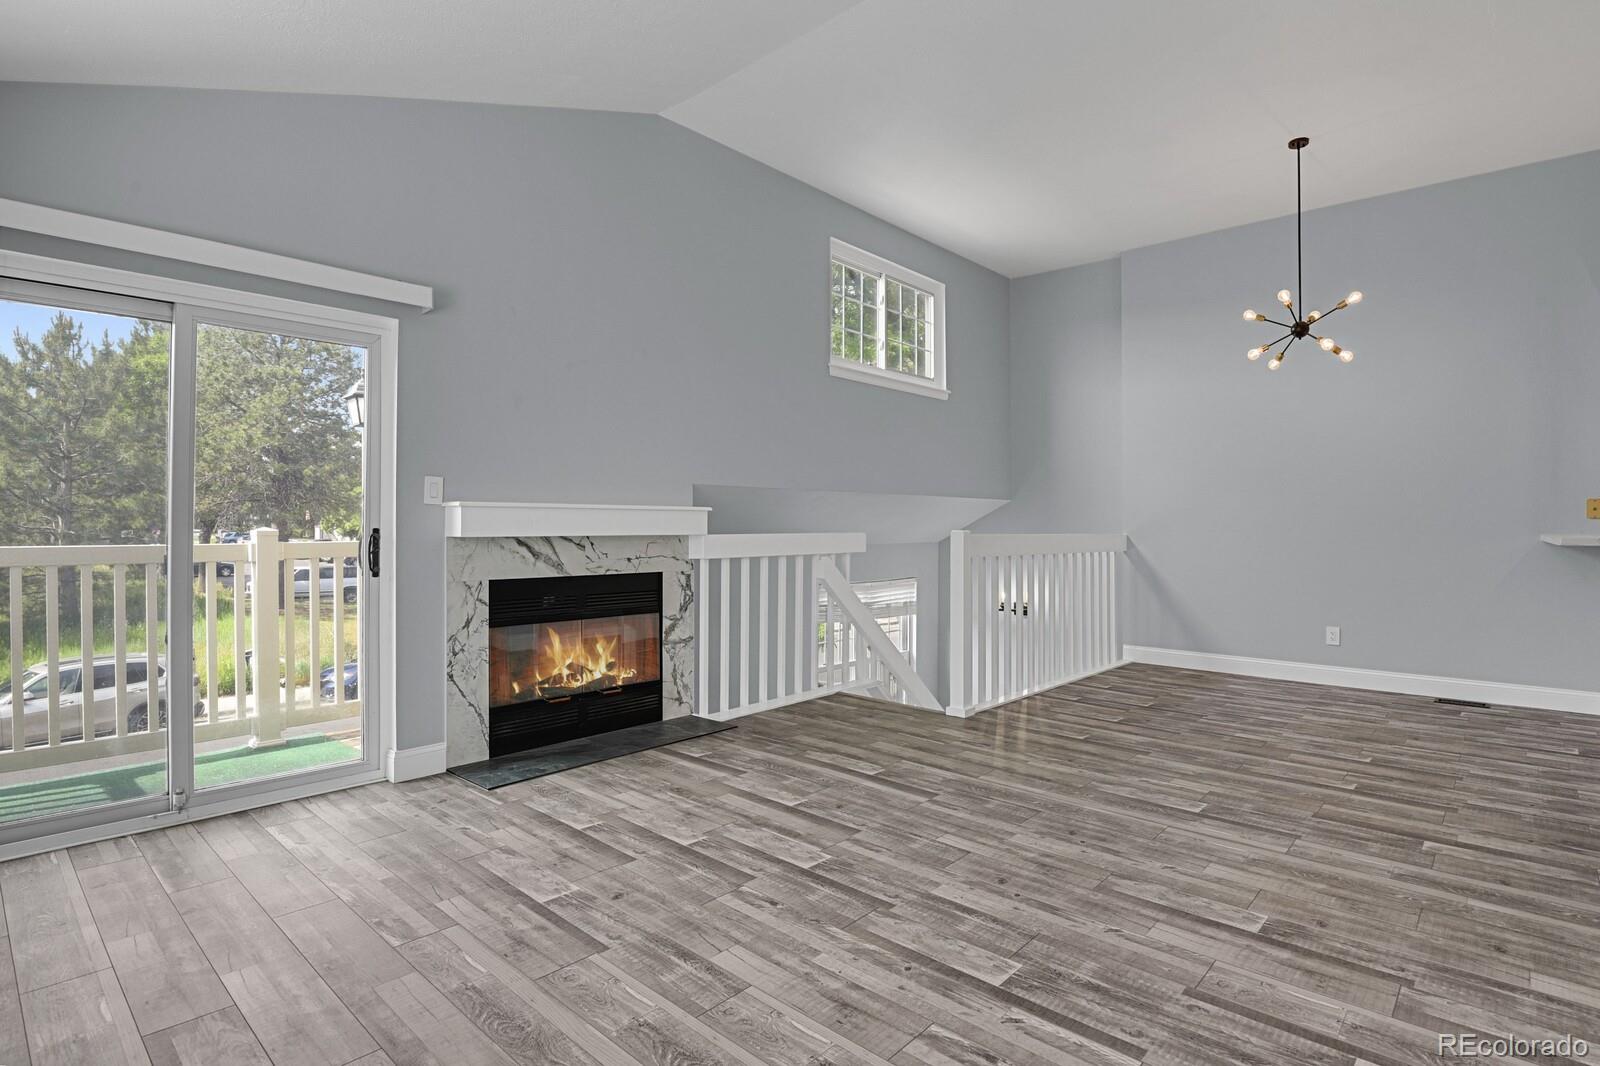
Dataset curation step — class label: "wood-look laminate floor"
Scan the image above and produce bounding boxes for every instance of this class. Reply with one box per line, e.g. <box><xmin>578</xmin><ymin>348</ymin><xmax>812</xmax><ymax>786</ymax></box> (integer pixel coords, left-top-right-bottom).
<box><xmin>4</xmin><ymin>662</ymin><xmax>1600</xmax><ymax>1066</ymax></box>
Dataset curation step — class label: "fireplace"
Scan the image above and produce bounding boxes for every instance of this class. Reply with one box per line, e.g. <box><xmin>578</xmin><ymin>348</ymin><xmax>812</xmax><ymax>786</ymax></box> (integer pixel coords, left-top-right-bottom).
<box><xmin>486</xmin><ymin>572</ymin><xmax>663</xmax><ymax>757</ymax></box>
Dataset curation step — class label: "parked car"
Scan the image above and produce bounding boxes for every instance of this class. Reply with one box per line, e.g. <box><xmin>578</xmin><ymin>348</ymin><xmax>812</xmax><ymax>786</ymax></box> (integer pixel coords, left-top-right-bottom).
<box><xmin>320</xmin><ymin>661</ymin><xmax>359</xmax><ymax>701</ymax></box>
<box><xmin>0</xmin><ymin>655</ymin><xmax>204</xmax><ymax>747</ymax></box>
<box><xmin>244</xmin><ymin>560</ymin><xmax>359</xmax><ymax>603</ymax></box>
<box><xmin>296</xmin><ymin>561</ymin><xmax>359</xmax><ymax>604</ymax></box>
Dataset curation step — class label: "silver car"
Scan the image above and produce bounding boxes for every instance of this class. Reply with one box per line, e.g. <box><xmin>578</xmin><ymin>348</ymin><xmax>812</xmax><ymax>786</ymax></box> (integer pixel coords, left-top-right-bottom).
<box><xmin>244</xmin><ymin>560</ymin><xmax>358</xmax><ymax>603</ymax></box>
<box><xmin>0</xmin><ymin>655</ymin><xmax>203</xmax><ymax>748</ymax></box>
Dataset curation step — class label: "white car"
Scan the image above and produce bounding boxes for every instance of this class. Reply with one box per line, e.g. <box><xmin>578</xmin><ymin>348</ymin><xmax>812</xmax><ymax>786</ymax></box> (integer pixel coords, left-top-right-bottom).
<box><xmin>0</xmin><ymin>655</ymin><xmax>203</xmax><ymax>747</ymax></box>
<box><xmin>244</xmin><ymin>560</ymin><xmax>359</xmax><ymax>603</ymax></box>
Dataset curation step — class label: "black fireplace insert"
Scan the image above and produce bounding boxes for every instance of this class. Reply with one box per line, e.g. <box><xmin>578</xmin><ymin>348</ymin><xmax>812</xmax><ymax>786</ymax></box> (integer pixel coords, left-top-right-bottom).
<box><xmin>487</xmin><ymin>572</ymin><xmax>663</xmax><ymax>757</ymax></box>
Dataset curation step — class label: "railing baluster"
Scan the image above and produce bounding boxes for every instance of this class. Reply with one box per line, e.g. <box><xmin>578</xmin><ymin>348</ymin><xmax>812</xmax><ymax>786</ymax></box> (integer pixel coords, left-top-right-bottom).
<box><xmin>1098</xmin><ymin>552</ymin><xmax>1109</xmax><ymax>669</ymax></box>
<box><xmin>205</xmin><ymin>560</ymin><xmax>219</xmax><ymax>723</ymax></box>
<box><xmin>718</xmin><ymin>558</ymin><xmax>730</xmax><ymax>714</ymax></box>
<box><xmin>1108</xmin><ymin>548</ymin><xmax>1118</xmax><ymax>665</ymax></box>
<box><xmin>145</xmin><ymin>561</ymin><xmax>159</xmax><ymax>733</ymax></box>
<box><xmin>1027</xmin><ymin>554</ymin><xmax>1039</xmax><ymax>692</ymax></box>
<box><xmin>45</xmin><ymin>565</ymin><xmax>60</xmax><ymax>748</ymax></box>
<box><xmin>1098</xmin><ymin>553</ymin><xmax>1109</xmax><ymax>669</ymax></box>
<box><xmin>307</xmin><ymin>553</ymin><xmax>321</xmax><ymax>714</ymax></box>
<box><xmin>774</xmin><ymin>557</ymin><xmax>787</xmax><ymax>701</ymax></box>
<box><xmin>330</xmin><ymin>551</ymin><xmax>343</xmax><ymax>715</ymax></box>
<box><xmin>1077</xmin><ymin>552</ymin><xmax>1088</xmax><ymax>674</ymax></box>
<box><xmin>79</xmin><ymin>564</ymin><xmax>95</xmax><ymax>743</ymax></box>
<box><xmin>757</xmin><ymin>557</ymin><xmax>769</xmax><ymax>705</ymax></box>
<box><xmin>1050</xmin><ymin>553</ymin><xmax>1060</xmax><ymax>683</ymax></box>
<box><xmin>9</xmin><ymin>568</ymin><xmax>23</xmax><ymax>752</ymax></box>
<box><xmin>972</xmin><ymin>550</ymin><xmax>985</xmax><ymax>701</ymax></box>
<box><xmin>737</xmin><ymin>557</ymin><xmax>750</xmax><ymax>708</ymax></box>
<box><xmin>968</xmin><ymin>553</ymin><xmax>979</xmax><ymax>709</ymax></box>
<box><xmin>1045</xmin><ymin>554</ymin><xmax>1054</xmax><ymax>683</ymax></box>
<box><xmin>824</xmin><ymin>582</ymin><xmax>836</xmax><ymax>689</ymax></box>
<box><xmin>794</xmin><ymin>556</ymin><xmax>805</xmax><ymax>694</ymax></box>
<box><xmin>282</xmin><ymin>553</ymin><xmax>296</xmax><ymax>718</ymax></box>
<box><xmin>114</xmin><ymin>564</ymin><xmax>128</xmax><ymax>738</ymax></box>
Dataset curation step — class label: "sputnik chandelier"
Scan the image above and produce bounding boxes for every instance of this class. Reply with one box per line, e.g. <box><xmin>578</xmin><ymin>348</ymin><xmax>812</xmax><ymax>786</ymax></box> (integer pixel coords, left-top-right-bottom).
<box><xmin>1241</xmin><ymin>136</ymin><xmax>1362</xmax><ymax>370</ymax></box>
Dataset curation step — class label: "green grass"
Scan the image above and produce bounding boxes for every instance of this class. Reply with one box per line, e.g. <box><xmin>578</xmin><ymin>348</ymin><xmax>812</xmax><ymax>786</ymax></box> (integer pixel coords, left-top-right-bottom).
<box><xmin>1</xmin><ymin>577</ymin><xmax>358</xmax><ymax>695</ymax></box>
<box><xmin>0</xmin><ymin>734</ymin><xmax>359</xmax><ymax>824</ymax></box>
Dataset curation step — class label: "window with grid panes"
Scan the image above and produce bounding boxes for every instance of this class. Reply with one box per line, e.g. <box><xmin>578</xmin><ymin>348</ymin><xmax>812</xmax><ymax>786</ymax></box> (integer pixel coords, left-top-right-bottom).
<box><xmin>828</xmin><ymin>238</ymin><xmax>947</xmax><ymax>399</ymax></box>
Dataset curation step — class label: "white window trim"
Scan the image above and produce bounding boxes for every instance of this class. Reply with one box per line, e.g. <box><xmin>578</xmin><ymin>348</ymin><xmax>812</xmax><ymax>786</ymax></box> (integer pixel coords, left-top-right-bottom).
<box><xmin>829</xmin><ymin>237</ymin><xmax>948</xmax><ymax>400</ymax></box>
<box><xmin>0</xmin><ymin>197</ymin><xmax>433</xmax><ymax>310</ymax></box>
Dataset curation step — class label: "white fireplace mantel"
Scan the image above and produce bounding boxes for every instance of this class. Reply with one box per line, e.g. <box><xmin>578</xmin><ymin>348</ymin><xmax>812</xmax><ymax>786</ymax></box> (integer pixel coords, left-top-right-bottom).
<box><xmin>443</xmin><ymin>500</ymin><xmax>710</xmax><ymax>539</ymax></box>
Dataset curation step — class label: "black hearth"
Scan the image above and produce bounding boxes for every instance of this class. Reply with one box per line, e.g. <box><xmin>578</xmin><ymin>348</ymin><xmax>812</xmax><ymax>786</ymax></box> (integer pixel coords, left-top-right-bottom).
<box><xmin>487</xmin><ymin>572</ymin><xmax>663</xmax><ymax>757</ymax></box>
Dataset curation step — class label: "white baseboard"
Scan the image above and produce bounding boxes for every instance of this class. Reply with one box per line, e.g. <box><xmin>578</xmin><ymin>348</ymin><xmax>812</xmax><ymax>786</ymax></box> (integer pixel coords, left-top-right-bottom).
<box><xmin>386</xmin><ymin>742</ymin><xmax>447</xmax><ymax>782</ymax></box>
<box><xmin>1123</xmin><ymin>645</ymin><xmax>1600</xmax><ymax>717</ymax></box>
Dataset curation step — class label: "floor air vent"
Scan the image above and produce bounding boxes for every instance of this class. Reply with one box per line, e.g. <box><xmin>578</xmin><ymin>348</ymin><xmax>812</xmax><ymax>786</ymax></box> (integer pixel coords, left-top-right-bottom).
<box><xmin>1434</xmin><ymin>697</ymin><xmax>1491</xmax><ymax>709</ymax></box>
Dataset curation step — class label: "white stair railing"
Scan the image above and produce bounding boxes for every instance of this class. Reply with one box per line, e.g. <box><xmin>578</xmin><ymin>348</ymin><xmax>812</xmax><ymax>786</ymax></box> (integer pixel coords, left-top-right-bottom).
<box><xmin>813</xmin><ymin>557</ymin><xmax>939</xmax><ymax>710</ymax></box>
<box><xmin>689</xmin><ymin>532</ymin><xmax>937</xmax><ymax>718</ymax></box>
<box><xmin>947</xmin><ymin>531</ymin><xmax>1126</xmax><ymax>717</ymax></box>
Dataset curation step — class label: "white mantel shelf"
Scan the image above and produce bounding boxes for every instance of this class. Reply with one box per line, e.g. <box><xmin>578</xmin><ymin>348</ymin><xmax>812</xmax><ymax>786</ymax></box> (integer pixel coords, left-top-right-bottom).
<box><xmin>1540</xmin><ymin>533</ymin><xmax>1600</xmax><ymax>547</ymax></box>
<box><xmin>444</xmin><ymin>501</ymin><xmax>710</xmax><ymax>539</ymax></box>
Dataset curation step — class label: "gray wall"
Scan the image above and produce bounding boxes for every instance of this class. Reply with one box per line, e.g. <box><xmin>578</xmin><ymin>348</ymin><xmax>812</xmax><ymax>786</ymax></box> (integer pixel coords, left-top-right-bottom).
<box><xmin>0</xmin><ymin>83</ymin><xmax>1011</xmax><ymax>748</ymax></box>
<box><xmin>994</xmin><ymin>150</ymin><xmax>1600</xmax><ymax>693</ymax></box>
<box><xmin>977</xmin><ymin>257</ymin><xmax>1123</xmax><ymax>533</ymax></box>
<box><xmin>5</xmin><ymin>80</ymin><xmax>1594</xmax><ymax>721</ymax></box>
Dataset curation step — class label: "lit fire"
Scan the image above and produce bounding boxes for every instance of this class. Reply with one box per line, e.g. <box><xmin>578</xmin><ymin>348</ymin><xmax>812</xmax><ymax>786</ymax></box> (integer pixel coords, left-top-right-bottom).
<box><xmin>509</xmin><ymin>627</ymin><xmax>639</xmax><ymax>699</ymax></box>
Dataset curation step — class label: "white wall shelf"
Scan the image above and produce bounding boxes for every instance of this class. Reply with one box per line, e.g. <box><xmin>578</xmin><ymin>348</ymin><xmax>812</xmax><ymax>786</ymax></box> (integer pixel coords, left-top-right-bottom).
<box><xmin>1540</xmin><ymin>533</ymin><xmax>1600</xmax><ymax>547</ymax></box>
<box><xmin>444</xmin><ymin>500</ymin><xmax>709</xmax><ymax>539</ymax></box>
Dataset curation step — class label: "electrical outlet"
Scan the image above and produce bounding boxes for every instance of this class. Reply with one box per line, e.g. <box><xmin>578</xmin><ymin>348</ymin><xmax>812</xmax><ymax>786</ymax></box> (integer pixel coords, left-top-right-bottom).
<box><xmin>1589</xmin><ymin>498</ymin><xmax>1600</xmax><ymax>520</ymax></box>
<box><xmin>423</xmin><ymin>476</ymin><xmax>444</xmax><ymax>505</ymax></box>
<box><xmin>1325</xmin><ymin>626</ymin><xmax>1341</xmax><ymax>646</ymax></box>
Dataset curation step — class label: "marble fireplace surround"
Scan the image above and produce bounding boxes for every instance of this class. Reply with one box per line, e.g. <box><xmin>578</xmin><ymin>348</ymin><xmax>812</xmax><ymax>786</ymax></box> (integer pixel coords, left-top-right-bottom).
<box><xmin>444</xmin><ymin>502</ymin><xmax>709</xmax><ymax>768</ymax></box>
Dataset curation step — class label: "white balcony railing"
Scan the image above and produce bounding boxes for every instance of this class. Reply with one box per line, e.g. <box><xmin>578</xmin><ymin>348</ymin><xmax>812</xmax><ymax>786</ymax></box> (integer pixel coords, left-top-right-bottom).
<box><xmin>947</xmin><ymin>531</ymin><xmax>1127</xmax><ymax>717</ymax></box>
<box><xmin>1</xmin><ymin>528</ymin><xmax>360</xmax><ymax>772</ymax></box>
<box><xmin>689</xmin><ymin>533</ymin><xmax>938</xmax><ymax>719</ymax></box>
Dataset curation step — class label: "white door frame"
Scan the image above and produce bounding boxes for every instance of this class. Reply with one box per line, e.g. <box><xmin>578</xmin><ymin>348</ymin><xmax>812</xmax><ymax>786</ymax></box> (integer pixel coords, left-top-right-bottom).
<box><xmin>0</xmin><ymin>250</ymin><xmax>400</xmax><ymax>860</ymax></box>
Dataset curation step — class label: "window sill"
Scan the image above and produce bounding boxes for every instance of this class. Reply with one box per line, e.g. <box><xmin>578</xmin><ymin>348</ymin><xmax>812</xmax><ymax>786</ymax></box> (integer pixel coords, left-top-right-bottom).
<box><xmin>829</xmin><ymin>358</ymin><xmax>949</xmax><ymax>400</ymax></box>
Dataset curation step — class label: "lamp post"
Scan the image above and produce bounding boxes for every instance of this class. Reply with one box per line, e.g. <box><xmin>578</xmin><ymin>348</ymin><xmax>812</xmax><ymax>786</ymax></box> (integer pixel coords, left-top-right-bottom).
<box><xmin>343</xmin><ymin>380</ymin><xmax>366</xmax><ymax>429</ymax></box>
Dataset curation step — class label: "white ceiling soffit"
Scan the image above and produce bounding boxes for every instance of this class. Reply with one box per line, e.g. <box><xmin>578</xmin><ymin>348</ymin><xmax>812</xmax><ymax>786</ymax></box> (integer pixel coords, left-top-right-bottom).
<box><xmin>666</xmin><ymin>0</ymin><xmax>1600</xmax><ymax>276</ymax></box>
<box><xmin>0</xmin><ymin>0</ymin><xmax>861</xmax><ymax>114</ymax></box>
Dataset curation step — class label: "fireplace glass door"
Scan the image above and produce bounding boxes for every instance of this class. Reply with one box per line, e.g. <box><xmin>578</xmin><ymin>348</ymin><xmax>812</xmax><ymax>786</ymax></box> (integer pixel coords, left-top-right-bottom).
<box><xmin>490</xmin><ymin>612</ymin><xmax>660</xmax><ymax>706</ymax></box>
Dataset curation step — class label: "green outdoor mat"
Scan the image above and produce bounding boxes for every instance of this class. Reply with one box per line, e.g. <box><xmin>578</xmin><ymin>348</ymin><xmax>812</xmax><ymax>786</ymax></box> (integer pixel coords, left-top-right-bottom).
<box><xmin>0</xmin><ymin>735</ymin><xmax>358</xmax><ymax>823</ymax></box>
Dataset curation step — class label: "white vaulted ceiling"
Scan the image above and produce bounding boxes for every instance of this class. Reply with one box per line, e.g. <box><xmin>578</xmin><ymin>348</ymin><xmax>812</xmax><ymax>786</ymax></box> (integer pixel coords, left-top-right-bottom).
<box><xmin>6</xmin><ymin>0</ymin><xmax>1600</xmax><ymax>276</ymax></box>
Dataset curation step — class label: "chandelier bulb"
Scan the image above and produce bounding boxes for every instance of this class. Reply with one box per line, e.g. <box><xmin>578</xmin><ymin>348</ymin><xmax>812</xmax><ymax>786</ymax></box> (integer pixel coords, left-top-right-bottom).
<box><xmin>1318</xmin><ymin>337</ymin><xmax>1336</xmax><ymax>351</ymax></box>
<box><xmin>1305</xmin><ymin>310</ymin><xmax>1321</xmax><ymax>322</ymax></box>
<box><xmin>1346</xmin><ymin>291</ymin><xmax>1363</xmax><ymax>305</ymax></box>
<box><xmin>1247</xmin><ymin>347</ymin><xmax>1264</xmax><ymax>361</ymax></box>
<box><xmin>1243</xmin><ymin>309</ymin><xmax>1259</xmax><ymax>321</ymax></box>
<box><xmin>1277</xmin><ymin>289</ymin><xmax>1293</xmax><ymax>306</ymax></box>
<box><xmin>1267</xmin><ymin>356</ymin><xmax>1283</xmax><ymax>370</ymax></box>
<box><xmin>1339</xmin><ymin>348</ymin><xmax>1354</xmax><ymax>363</ymax></box>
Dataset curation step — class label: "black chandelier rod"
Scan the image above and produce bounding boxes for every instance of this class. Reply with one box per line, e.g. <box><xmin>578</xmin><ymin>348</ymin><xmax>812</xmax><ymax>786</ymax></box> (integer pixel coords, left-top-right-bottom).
<box><xmin>1296</xmin><ymin>141</ymin><xmax>1303</xmax><ymax>314</ymax></box>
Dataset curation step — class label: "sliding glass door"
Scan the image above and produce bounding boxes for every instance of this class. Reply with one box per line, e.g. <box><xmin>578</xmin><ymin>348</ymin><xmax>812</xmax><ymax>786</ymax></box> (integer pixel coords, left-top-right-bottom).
<box><xmin>0</xmin><ymin>280</ymin><xmax>381</xmax><ymax>848</ymax></box>
<box><xmin>0</xmin><ymin>281</ymin><xmax>176</xmax><ymax>829</ymax></box>
<box><xmin>187</xmin><ymin>312</ymin><xmax>371</xmax><ymax>795</ymax></box>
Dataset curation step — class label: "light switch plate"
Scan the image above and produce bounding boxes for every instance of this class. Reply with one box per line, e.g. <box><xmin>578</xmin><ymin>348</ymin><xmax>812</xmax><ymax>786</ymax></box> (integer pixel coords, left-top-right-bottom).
<box><xmin>1589</xmin><ymin>498</ymin><xmax>1600</xmax><ymax>520</ymax></box>
<box><xmin>423</xmin><ymin>476</ymin><xmax>444</xmax><ymax>505</ymax></box>
<box><xmin>1325</xmin><ymin>626</ymin><xmax>1341</xmax><ymax>646</ymax></box>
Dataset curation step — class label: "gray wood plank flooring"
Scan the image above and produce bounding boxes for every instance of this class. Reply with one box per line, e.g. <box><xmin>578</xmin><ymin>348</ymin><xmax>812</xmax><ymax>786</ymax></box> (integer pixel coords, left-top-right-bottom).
<box><xmin>3</xmin><ymin>662</ymin><xmax>1599</xmax><ymax>1065</ymax></box>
